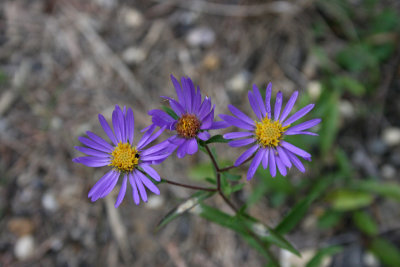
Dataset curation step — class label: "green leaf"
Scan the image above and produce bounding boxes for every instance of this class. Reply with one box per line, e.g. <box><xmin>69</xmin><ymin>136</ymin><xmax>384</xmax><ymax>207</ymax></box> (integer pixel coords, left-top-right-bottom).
<box><xmin>199</xmin><ymin>204</ymin><xmax>300</xmax><ymax>258</ymax></box>
<box><xmin>205</xmin><ymin>134</ymin><xmax>230</xmax><ymax>144</ymax></box>
<box><xmin>334</xmin><ymin>75</ymin><xmax>366</xmax><ymax>96</ymax></box>
<box><xmin>156</xmin><ymin>191</ymin><xmax>214</xmax><ymax>231</ymax></box>
<box><xmin>329</xmin><ymin>190</ymin><xmax>374</xmax><ymax>211</ymax></box>
<box><xmin>318</xmin><ymin>210</ymin><xmax>343</xmax><ymax>229</ymax></box>
<box><xmin>352</xmin><ymin>211</ymin><xmax>378</xmax><ymax>236</ymax></box>
<box><xmin>355</xmin><ymin>180</ymin><xmax>400</xmax><ymax>202</ymax></box>
<box><xmin>276</xmin><ymin>177</ymin><xmax>335</xmax><ymax>234</ymax></box>
<box><xmin>319</xmin><ymin>90</ymin><xmax>339</xmax><ymax>155</ymax></box>
<box><xmin>161</xmin><ymin>106</ymin><xmax>179</xmax><ymax>120</ymax></box>
<box><xmin>336</xmin><ymin>43</ymin><xmax>377</xmax><ymax>72</ymax></box>
<box><xmin>188</xmin><ymin>162</ymin><xmax>215</xmax><ymax>181</ymax></box>
<box><xmin>222</xmin><ymin>172</ymin><xmax>242</xmax><ymax>181</ymax></box>
<box><xmin>306</xmin><ymin>246</ymin><xmax>343</xmax><ymax>267</ymax></box>
<box><xmin>369</xmin><ymin>238</ymin><xmax>400</xmax><ymax>267</ymax></box>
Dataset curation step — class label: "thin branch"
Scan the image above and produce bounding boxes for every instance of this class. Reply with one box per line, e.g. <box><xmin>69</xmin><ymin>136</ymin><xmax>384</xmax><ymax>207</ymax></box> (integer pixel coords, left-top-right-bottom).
<box><xmin>162</xmin><ymin>178</ymin><xmax>217</xmax><ymax>192</ymax></box>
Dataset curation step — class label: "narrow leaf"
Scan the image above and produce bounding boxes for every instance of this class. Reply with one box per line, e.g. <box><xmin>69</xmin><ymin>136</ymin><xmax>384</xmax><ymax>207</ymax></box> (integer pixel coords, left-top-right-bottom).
<box><xmin>306</xmin><ymin>246</ymin><xmax>343</xmax><ymax>267</ymax></box>
<box><xmin>161</xmin><ymin>106</ymin><xmax>179</xmax><ymax>120</ymax></box>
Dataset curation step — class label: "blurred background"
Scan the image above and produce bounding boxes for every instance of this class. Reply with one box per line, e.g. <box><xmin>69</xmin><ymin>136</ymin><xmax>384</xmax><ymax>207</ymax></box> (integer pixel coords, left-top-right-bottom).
<box><xmin>0</xmin><ymin>0</ymin><xmax>399</xmax><ymax>266</ymax></box>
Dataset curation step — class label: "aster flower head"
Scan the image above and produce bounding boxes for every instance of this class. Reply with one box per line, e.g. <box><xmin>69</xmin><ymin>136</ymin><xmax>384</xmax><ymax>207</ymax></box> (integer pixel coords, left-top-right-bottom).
<box><xmin>220</xmin><ymin>83</ymin><xmax>321</xmax><ymax>180</ymax></box>
<box><xmin>73</xmin><ymin>105</ymin><xmax>171</xmax><ymax>207</ymax></box>
<box><xmin>148</xmin><ymin>75</ymin><xmax>227</xmax><ymax>158</ymax></box>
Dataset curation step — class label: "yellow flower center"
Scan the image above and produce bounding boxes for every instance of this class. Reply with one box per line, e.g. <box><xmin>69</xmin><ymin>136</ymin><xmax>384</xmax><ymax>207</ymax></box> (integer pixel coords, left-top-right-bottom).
<box><xmin>176</xmin><ymin>113</ymin><xmax>201</xmax><ymax>139</ymax></box>
<box><xmin>109</xmin><ymin>142</ymin><xmax>139</xmax><ymax>172</ymax></box>
<box><xmin>254</xmin><ymin>117</ymin><xmax>289</xmax><ymax>148</ymax></box>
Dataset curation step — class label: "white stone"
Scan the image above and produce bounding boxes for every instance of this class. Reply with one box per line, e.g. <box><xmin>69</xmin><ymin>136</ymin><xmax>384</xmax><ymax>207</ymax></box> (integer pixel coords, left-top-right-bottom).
<box><xmin>146</xmin><ymin>195</ymin><xmax>164</xmax><ymax>209</ymax></box>
<box><xmin>382</xmin><ymin>127</ymin><xmax>400</xmax><ymax>146</ymax></box>
<box><xmin>381</xmin><ymin>164</ymin><xmax>396</xmax><ymax>179</ymax></box>
<box><xmin>363</xmin><ymin>251</ymin><xmax>379</xmax><ymax>267</ymax></box>
<box><xmin>42</xmin><ymin>191</ymin><xmax>59</xmax><ymax>212</ymax></box>
<box><xmin>122</xmin><ymin>47</ymin><xmax>146</xmax><ymax>64</ymax></box>
<box><xmin>339</xmin><ymin>100</ymin><xmax>355</xmax><ymax>118</ymax></box>
<box><xmin>186</xmin><ymin>27</ymin><xmax>215</xmax><ymax>47</ymax></box>
<box><xmin>307</xmin><ymin>81</ymin><xmax>321</xmax><ymax>100</ymax></box>
<box><xmin>123</xmin><ymin>8</ymin><xmax>143</xmax><ymax>27</ymax></box>
<box><xmin>227</xmin><ymin>71</ymin><xmax>250</xmax><ymax>92</ymax></box>
<box><xmin>14</xmin><ymin>235</ymin><xmax>35</xmax><ymax>260</ymax></box>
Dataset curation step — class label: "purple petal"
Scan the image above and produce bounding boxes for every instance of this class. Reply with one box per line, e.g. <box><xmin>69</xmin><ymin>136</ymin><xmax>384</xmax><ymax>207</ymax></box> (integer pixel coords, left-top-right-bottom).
<box><xmin>228</xmin><ymin>138</ymin><xmax>256</xmax><ymax>147</ymax></box>
<box><xmin>176</xmin><ymin>140</ymin><xmax>190</xmax><ymax>158</ymax></box>
<box><xmin>223</xmin><ymin>131</ymin><xmax>253</xmax><ymax>139</ymax></box>
<box><xmin>280</xmin><ymin>141</ymin><xmax>311</xmax><ymax>158</ymax></box>
<box><xmin>234</xmin><ymin>144</ymin><xmax>259</xmax><ymax>166</ymax></box>
<box><xmin>274</xmin><ymin>91</ymin><xmax>283</xmax><ymax>121</ymax></box>
<box><xmin>248</xmin><ymin>91</ymin><xmax>262</xmax><ymax>120</ymax></box>
<box><xmin>198</xmin><ymin>131</ymin><xmax>210</xmax><ymax>141</ymax></box>
<box><xmin>247</xmin><ymin>148</ymin><xmax>266</xmax><ymax>180</ymax></box>
<box><xmin>116</xmin><ymin>106</ymin><xmax>126</xmax><ymax>143</ymax></box>
<box><xmin>186</xmin><ymin>138</ymin><xmax>198</xmax><ymax>155</ymax></box>
<box><xmin>285</xmin><ymin>118</ymin><xmax>321</xmax><ymax>134</ymax></box>
<box><xmin>279</xmin><ymin>91</ymin><xmax>298</xmax><ymax>122</ymax></box>
<box><xmin>220</xmin><ymin>114</ymin><xmax>254</xmax><ymax>131</ymax></box>
<box><xmin>171</xmin><ymin>75</ymin><xmax>185</xmax><ymax>107</ymax></box>
<box><xmin>286</xmin><ymin>150</ymin><xmax>305</xmax><ymax>173</ymax></box>
<box><xmin>112</xmin><ymin>108</ymin><xmax>122</xmax><ymax>142</ymax></box>
<box><xmin>252</xmin><ymin>84</ymin><xmax>266</xmax><ymax>117</ymax></box>
<box><xmin>265</xmin><ymin>83</ymin><xmax>272</xmax><ymax>119</ymax></box>
<box><xmin>148</xmin><ymin>109</ymin><xmax>176</xmax><ymax>129</ymax></box>
<box><xmin>228</xmin><ymin>104</ymin><xmax>255</xmax><ymax>126</ymax></box>
<box><xmin>262</xmin><ymin>148</ymin><xmax>269</xmax><ymax>169</ymax></box>
<box><xmin>73</xmin><ymin>156</ymin><xmax>110</xmax><ymax>167</ymax></box>
<box><xmin>138</xmin><ymin>126</ymin><xmax>166</xmax><ymax>149</ymax></box>
<box><xmin>275</xmin><ymin>156</ymin><xmax>287</xmax><ymax>176</ymax></box>
<box><xmin>98</xmin><ymin>114</ymin><xmax>118</xmax><ymax>146</ymax></box>
<box><xmin>86</xmin><ymin>131</ymin><xmax>114</xmax><ymax>151</ymax></box>
<box><xmin>137</xmin><ymin>124</ymin><xmax>156</xmax><ymax>148</ymax></box>
<box><xmin>88</xmin><ymin>170</ymin><xmax>114</xmax><ymax>198</ymax></box>
<box><xmin>126</xmin><ymin>108</ymin><xmax>134</xmax><ymax>144</ymax></box>
<box><xmin>133</xmin><ymin>171</ymin><xmax>148</xmax><ymax>202</ymax></box>
<box><xmin>192</xmin><ymin>87</ymin><xmax>202</xmax><ymax>113</ymax></box>
<box><xmin>136</xmin><ymin>170</ymin><xmax>160</xmax><ymax>195</ymax></box>
<box><xmin>200</xmin><ymin>108</ymin><xmax>214</xmax><ymax>129</ymax></box>
<box><xmin>98</xmin><ymin>171</ymin><xmax>119</xmax><ymax>200</ymax></box>
<box><xmin>140</xmin><ymin>164</ymin><xmax>161</xmax><ymax>182</ymax></box>
<box><xmin>285</xmin><ymin>131</ymin><xmax>319</xmax><ymax>136</ymax></box>
<box><xmin>269</xmin><ymin>149</ymin><xmax>276</xmax><ymax>177</ymax></box>
<box><xmin>169</xmin><ymin>98</ymin><xmax>185</xmax><ymax>116</ymax></box>
<box><xmin>181</xmin><ymin>77</ymin><xmax>192</xmax><ymax>112</ymax></box>
<box><xmin>75</xmin><ymin>146</ymin><xmax>110</xmax><ymax>158</ymax></box>
<box><xmin>128</xmin><ymin>172</ymin><xmax>140</xmax><ymax>205</ymax></box>
<box><xmin>78</xmin><ymin>137</ymin><xmax>111</xmax><ymax>153</ymax></box>
<box><xmin>276</xmin><ymin>146</ymin><xmax>292</xmax><ymax>168</ymax></box>
<box><xmin>209</xmin><ymin>121</ymin><xmax>229</xmax><ymax>130</ymax></box>
<box><xmin>282</xmin><ymin>104</ymin><xmax>315</xmax><ymax>127</ymax></box>
<box><xmin>198</xmin><ymin>97</ymin><xmax>211</xmax><ymax>119</ymax></box>
<box><xmin>115</xmin><ymin>174</ymin><xmax>128</xmax><ymax>208</ymax></box>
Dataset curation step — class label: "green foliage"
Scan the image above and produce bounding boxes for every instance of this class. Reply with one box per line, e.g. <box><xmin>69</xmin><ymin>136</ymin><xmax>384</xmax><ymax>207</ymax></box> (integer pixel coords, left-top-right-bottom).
<box><xmin>156</xmin><ymin>191</ymin><xmax>215</xmax><ymax>231</ymax></box>
<box><xmin>354</xmin><ymin>180</ymin><xmax>400</xmax><ymax>202</ymax></box>
<box><xmin>188</xmin><ymin>162</ymin><xmax>214</xmax><ymax>181</ymax></box>
<box><xmin>369</xmin><ymin>238</ymin><xmax>400</xmax><ymax>267</ymax></box>
<box><xmin>161</xmin><ymin>106</ymin><xmax>179</xmax><ymax>120</ymax></box>
<box><xmin>317</xmin><ymin>210</ymin><xmax>343</xmax><ymax>229</ymax></box>
<box><xmin>352</xmin><ymin>211</ymin><xmax>378</xmax><ymax>236</ymax></box>
<box><xmin>203</xmin><ymin>134</ymin><xmax>230</xmax><ymax>144</ymax></box>
<box><xmin>328</xmin><ymin>190</ymin><xmax>374</xmax><ymax>211</ymax></box>
<box><xmin>306</xmin><ymin>246</ymin><xmax>343</xmax><ymax>267</ymax></box>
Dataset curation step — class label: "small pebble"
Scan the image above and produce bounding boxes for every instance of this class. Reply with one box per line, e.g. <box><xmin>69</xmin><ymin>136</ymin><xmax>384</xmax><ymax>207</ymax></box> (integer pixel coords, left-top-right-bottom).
<box><xmin>122</xmin><ymin>8</ymin><xmax>143</xmax><ymax>27</ymax></box>
<box><xmin>227</xmin><ymin>71</ymin><xmax>251</xmax><ymax>92</ymax></box>
<box><xmin>186</xmin><ymin>27</ymin><xmax>215</xmax><ymax>47</ymax></box>
<box><xmin>307</xmin><ymin>81</ymin><xmax>321</xmax><ymax>100</ymax></box>
<box><xmin>14</xmin><ymin>235</ymin><xmax>35</xmax><ymax>260</ymax></box>
<box><xmin>339</xmin><ymin>100</ymin><xmax>355</xmax><ymax>119</ymax></box>
<box><xmin>382</xmin><ymin>127</ymin><xmax>400</xmax><ymax>146</ymax></box>
<box><xmin>368</xmin><ymin>139</ymin><xmax>387</xmax><ymax>155</ymax></box>
<box><xmin>363</xmin><ymin>252</ymin><xmax>379</xmax><ymax>267</ymax></box>
<box><xmin>122</xmin><ymin>47</ymin><xmax>146</xmax><ymax>64</ymax></box>
<box><xmin>42</xmin><ymin>191</ymin><xmax>59</xmax><ymax>212</ymax></box>
<box><xmin>202</xmin><ymin>53</ymin><xmax>220</xmax><ymax>71</ymax></box>
<box><xmin>381</xmin><ymin>164</ymin><xmax>396</xmax><ymax>179</ymax></box>
<box><xmin>146</xmin><ymin>195</ymin><xmax>164</xmax><ymax>209</ymax></box>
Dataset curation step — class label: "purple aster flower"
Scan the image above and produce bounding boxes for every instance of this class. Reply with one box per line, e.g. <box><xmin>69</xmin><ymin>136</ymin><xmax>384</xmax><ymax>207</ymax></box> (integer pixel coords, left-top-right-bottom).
<box><xmin>73</xmin><ymin>105</ymin><xmax>171</xmax><ymax>207</ymax></box>
<box><xmin>220</xmin><ymin>83</ymin><xmax>321</xmax><ymax>180</ymax></box>
<box><xmin>148</xmin><ymin>75</ymin><xmax>227</xmax><ymax>158</ymax></box>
